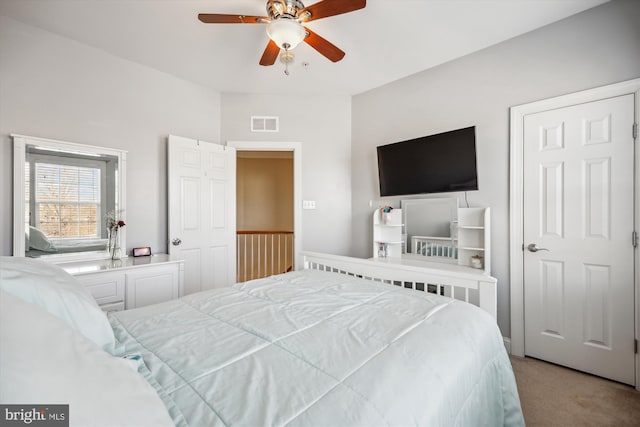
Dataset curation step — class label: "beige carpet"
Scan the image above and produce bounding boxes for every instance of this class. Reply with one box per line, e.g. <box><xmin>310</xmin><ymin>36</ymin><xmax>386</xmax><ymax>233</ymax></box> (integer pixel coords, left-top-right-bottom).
<box><xmin>510</xmin><ymin>356</ymin><xmax>640</xmax><ymax>426</ymax></box>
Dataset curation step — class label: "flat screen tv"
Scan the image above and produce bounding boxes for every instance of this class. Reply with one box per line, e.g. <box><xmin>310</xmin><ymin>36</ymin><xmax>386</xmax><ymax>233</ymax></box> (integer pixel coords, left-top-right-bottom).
<box><xmin>377</xmin><ymin>126</ymin><xmax>478</xmax><ymax>197</ymax></box>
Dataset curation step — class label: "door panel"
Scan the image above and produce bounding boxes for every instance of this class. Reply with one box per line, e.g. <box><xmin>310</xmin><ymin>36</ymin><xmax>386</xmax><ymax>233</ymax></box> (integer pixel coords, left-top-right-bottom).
<box><xmin>541</xmin><ymin>162</ymin><xmax>564</xmax><ymax>238</ymax></box>
<box><xmin>583</xmin><ymin>264</ymin><xmax>611</xmax><ymax>348</ymax></box>
<box><xmin>210</xmin><ymin>180</ymin><xmax>227</xmax><ymax>229</ymax></box>
<box><xmin>540</xmin><ymin>259</ymin><xmax>565</xmax><ymax>339</ymax></box>
<box><xmin>181</xmin><ymin>177</ymin><xmax>201</xmax><ymax>230</ymax></box>
<box><xmin>523</xmin><ymin>94</ymin><xmax>635</xmax><ymax>385</ymax></box>
<box><xmin>584</xmin><ymin>158</ymin><xmax>610</xmax><ymax>239</ymax></box>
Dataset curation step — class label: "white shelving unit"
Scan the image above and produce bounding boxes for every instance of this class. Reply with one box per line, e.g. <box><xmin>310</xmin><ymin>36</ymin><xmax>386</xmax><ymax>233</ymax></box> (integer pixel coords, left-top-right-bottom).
<box><xmin>372</xmin><ymin>208</ymin><xmax>403</xmax><ymax>259</ymax></box>
<box><xmin>371</xmin><ymin>205</ymin><xmax>491</xmax><ymax>275</ymax></box>
<box><xmin>456</xmin><ymin>207</ymin><xmax>491</xmax><ymax>274</ymax></box>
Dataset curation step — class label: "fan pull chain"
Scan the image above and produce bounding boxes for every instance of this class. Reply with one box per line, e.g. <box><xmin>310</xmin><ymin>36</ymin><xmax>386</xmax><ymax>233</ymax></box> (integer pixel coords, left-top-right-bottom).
<box><xmin>279</xmin><ymin>47</ymin><xmax>295</xmax><ymax>76</ymax></box>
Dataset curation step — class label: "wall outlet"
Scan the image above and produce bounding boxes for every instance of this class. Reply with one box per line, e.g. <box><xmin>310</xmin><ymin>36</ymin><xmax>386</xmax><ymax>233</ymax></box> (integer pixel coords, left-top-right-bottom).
<box><xmin>302</xmin><ymin>200</ymin><xmax>316</xmax><ymax>210</ymax></box>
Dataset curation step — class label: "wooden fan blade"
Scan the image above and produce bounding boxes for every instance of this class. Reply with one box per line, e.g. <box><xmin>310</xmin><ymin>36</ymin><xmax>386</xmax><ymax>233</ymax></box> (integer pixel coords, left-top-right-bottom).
<box><xmin>298</xmin><ymin>0</ymin><xmax>366</xmax><ymax>22</ymax></box>
<box><xmin>303</xmin><ymin>28</ymin><xmax>345</xmax><ymax>62</ymax></box>
<box><xmin>259</xmin><ymin>40</ymin><xmax>280</xmax><ymax>66</ymax></box>
<box><xmin>198</xmin><ymin>13</ymin><xmax>267</xmax><ymax>24</ymax></box>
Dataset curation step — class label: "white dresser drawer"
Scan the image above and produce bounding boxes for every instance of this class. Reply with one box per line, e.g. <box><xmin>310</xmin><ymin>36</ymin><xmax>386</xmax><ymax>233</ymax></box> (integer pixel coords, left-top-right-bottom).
<box><xmin>76</xmin><ymin>271</ymin><xmax>125</xmax><ymax>306</ymax></box>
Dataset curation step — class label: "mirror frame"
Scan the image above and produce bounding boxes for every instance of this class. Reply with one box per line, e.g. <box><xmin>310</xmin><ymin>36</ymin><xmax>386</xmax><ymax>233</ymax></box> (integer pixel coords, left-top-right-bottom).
<box><xmin>13</xmin><ymin>134</ymin><xmax>127</xmax><ymax>262</ymax></box>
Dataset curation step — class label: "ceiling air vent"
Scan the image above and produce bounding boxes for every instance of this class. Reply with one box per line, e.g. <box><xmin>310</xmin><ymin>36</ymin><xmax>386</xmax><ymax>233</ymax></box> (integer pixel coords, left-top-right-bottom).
<box><xmin>251</xmin><ymin>116</ymin><xmax>279</xmax><ymax>133</ymax></box>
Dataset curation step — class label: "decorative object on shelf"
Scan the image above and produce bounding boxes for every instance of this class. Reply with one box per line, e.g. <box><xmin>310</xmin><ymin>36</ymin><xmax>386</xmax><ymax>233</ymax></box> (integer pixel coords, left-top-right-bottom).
<box><xmin>105</xmin><ymin>210</ymin><xmax>126</xmax><ymax>260</ymax></box>
<box><xmin>377</xmin><ymin>242</ymin><xmax>388</xmax><ymax>258</ymax></box>
<box><xmin>470</xmin><ymin>255</ymin><xmax>483</xmax><ymax>269</ymax></box>
<box><xmin>380</xmin><ymin>205</ymin><xmax>394</xmax><ymax>224</ymax></box>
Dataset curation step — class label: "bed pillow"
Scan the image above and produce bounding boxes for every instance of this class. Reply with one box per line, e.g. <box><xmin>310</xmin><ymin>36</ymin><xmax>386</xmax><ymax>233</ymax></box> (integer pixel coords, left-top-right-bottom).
<box><xmin>0</xmin><ymin>291</ymin><xmax>174</xmax><ymax>427</ymax></box>
<box><xmin>28</xmin><ymin>226</ymin><xmax>57</xmax><ymax>251</ymax></box>
<box><xmin>0</xmin><ymin>256</ymin><xmax>115</xmax><ymax>353</ymax></box>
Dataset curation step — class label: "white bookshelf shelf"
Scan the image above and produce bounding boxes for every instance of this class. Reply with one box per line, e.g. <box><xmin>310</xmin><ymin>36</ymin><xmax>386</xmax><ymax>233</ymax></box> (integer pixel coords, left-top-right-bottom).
<box><xmin>456</xmin><ymin>207</ymin><xmax>490</xmax><ymax>274</ymax></box>
<box><xmin>373</xmin><ymin>208</ymin><xmax>403</xmax><ymax>259</ymax></box>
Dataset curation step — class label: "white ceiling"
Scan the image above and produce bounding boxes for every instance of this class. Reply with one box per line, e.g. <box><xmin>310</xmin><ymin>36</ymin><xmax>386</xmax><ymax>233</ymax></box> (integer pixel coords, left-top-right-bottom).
<box><xmin>0</xmin><ymin>0</ymin><xmax>609</xmax><ymax>96</ymax></box>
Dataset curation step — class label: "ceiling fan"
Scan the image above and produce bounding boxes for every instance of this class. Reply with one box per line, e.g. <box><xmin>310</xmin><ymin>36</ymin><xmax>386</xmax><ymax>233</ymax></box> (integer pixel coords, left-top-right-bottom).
<box><xmin>198</xmin><ymin>0</ymin><xmax>366</xmax><ymax>69</ymax></box>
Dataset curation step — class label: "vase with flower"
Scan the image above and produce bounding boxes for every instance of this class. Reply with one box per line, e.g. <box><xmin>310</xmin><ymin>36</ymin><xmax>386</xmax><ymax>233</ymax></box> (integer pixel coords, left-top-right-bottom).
<box><xmin>105</xmin><ymin>210</ymin><xmax>126</xmax><ymax>260</ymax></box>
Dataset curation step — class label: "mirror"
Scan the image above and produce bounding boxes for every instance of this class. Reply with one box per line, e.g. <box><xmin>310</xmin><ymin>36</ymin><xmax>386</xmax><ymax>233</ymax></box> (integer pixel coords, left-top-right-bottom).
<box><xmin>13</xmin><ymin>135</ymin><xmax>126</xmax><ymax>261</ymax></box>
<box><xmin>401</xmin><ymin>197</ymin><xmax>458</xmax><ymax>263</ymax></box>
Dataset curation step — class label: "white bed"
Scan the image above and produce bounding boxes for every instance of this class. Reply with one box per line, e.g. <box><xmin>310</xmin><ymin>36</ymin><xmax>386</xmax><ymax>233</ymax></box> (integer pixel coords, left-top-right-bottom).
<box><xmin>0</xmin><ymin>255</ymin><xmax>523</xmax><ymax>427</ymax></box>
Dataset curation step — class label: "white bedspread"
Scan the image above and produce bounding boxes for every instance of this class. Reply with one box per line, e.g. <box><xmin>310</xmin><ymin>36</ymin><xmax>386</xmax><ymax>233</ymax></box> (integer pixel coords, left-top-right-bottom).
<box><xmin>110</xmin><ymin>269</ymin><xmax>524</xmax><ymax>427</ymax></box>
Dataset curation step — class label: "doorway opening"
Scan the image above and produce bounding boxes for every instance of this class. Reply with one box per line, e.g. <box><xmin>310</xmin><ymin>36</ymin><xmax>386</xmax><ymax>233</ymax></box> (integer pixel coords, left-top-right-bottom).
<box><xmin>227</xmin><ymin>141</ymin><xmax>302</xmax><ymax>281</ymax></box>
<box><xmin>236</xmin><ymin>150</ymin><xmax>294</xmax><ymax>282</ymax></box>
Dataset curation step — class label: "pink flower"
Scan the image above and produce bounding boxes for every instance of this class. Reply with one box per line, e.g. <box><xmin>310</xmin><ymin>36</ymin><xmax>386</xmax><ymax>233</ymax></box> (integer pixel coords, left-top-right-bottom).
<box><xmin>117</xmin><ymin>220</ymin><xmax>126</xmax><ymax>227</ymax></box>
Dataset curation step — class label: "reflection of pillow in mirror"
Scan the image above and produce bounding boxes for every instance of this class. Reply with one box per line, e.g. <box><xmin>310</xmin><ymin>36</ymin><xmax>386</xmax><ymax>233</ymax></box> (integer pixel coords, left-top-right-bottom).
<box><xmin>29</xmin><ymin>226</ymin><xmax>56</xmax><ymax>252</ymax></box>
<box><xmin>0</xmin><ymin>256</ymin><xmax>115</xmax><ymax>353</ymax></box>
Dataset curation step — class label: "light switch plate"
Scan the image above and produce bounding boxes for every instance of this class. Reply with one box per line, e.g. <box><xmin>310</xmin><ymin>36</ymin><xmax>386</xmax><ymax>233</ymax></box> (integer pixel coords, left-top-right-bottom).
<box><xmin>302</xmin><ymin>200</ymin><xmax>316</xmax><ymax>210</ymax></box>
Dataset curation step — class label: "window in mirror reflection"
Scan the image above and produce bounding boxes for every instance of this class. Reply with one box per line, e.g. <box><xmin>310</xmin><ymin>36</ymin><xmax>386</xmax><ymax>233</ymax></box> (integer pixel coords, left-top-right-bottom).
<box><xmin>25</xmin><ymin>145</ymin><xmax>118</xmax><ymax>257</ymax></box>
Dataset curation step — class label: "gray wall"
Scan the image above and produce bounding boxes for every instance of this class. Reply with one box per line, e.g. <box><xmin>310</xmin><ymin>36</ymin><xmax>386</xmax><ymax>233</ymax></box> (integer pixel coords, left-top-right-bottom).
<box><xmin>221</xmin><ymin>93</ymin><xmax>352</xmax><ymax>255</ymax></box>
<box><xmin>0</xmin><ymin>16</ymin><xmax>222</xmax><ymax>256</ymax></box>
<box><xmin>351</xmin><ymin>0</ymin><xmax>640</xmax><ymax>336</ymax></box>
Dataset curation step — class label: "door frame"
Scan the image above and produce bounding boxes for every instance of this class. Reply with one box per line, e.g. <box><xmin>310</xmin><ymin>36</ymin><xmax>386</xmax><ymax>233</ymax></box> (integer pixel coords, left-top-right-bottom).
<box><xmin>509</xmin><ymin>78</ymin><xmax>640</xmax><ymax>389</ymax></box>
<box><xmin>227</xmin><ymin>140</ymin><xmax>303</xmax><ymax>271</ymax></box>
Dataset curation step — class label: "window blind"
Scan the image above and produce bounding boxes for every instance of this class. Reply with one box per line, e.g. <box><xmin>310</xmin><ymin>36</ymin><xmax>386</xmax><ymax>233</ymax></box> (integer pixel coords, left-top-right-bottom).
<box><xmin>35</xmin><ymin>162</ymin><xmax>100</xmax><ymax>238</ymax></box>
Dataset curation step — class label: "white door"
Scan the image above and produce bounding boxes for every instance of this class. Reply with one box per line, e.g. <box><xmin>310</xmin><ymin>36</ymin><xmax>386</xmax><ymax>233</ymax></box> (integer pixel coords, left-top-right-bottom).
<box><xmin>168</xmin><ymin>135</ymin><xmax>236</xmax><ymax>294</ymax></box>
<box><xmin>523</xmin><ymin>94</ymin><xmax>635</xmax><ymax>385</ymax></box>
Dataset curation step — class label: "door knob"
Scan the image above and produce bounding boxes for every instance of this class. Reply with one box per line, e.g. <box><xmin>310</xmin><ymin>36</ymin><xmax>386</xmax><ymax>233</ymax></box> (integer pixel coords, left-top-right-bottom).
<box><xmin>527</xmin><ymin>243</ymin><xmax>550</xmax><ymax>253</ymax></box>
<box><xmin>172</xmin><ymin>238</ymin><xmax>182</xmax><ymax>246</ymax></box>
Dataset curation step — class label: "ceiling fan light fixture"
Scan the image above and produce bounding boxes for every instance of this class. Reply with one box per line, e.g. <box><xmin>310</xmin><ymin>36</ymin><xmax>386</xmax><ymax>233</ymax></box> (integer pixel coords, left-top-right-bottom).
<box><xmin>266</xmin><ymin>19</ymin><xmax>306</xmax><ymax>50</ymax></box>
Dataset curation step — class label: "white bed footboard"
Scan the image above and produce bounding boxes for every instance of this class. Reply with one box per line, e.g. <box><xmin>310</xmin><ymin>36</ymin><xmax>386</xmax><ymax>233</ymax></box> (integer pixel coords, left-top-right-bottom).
<box><xmin>302</xmin><ymin>251</ymin><xmax>497</xmax><ymax>320</ymax></box>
